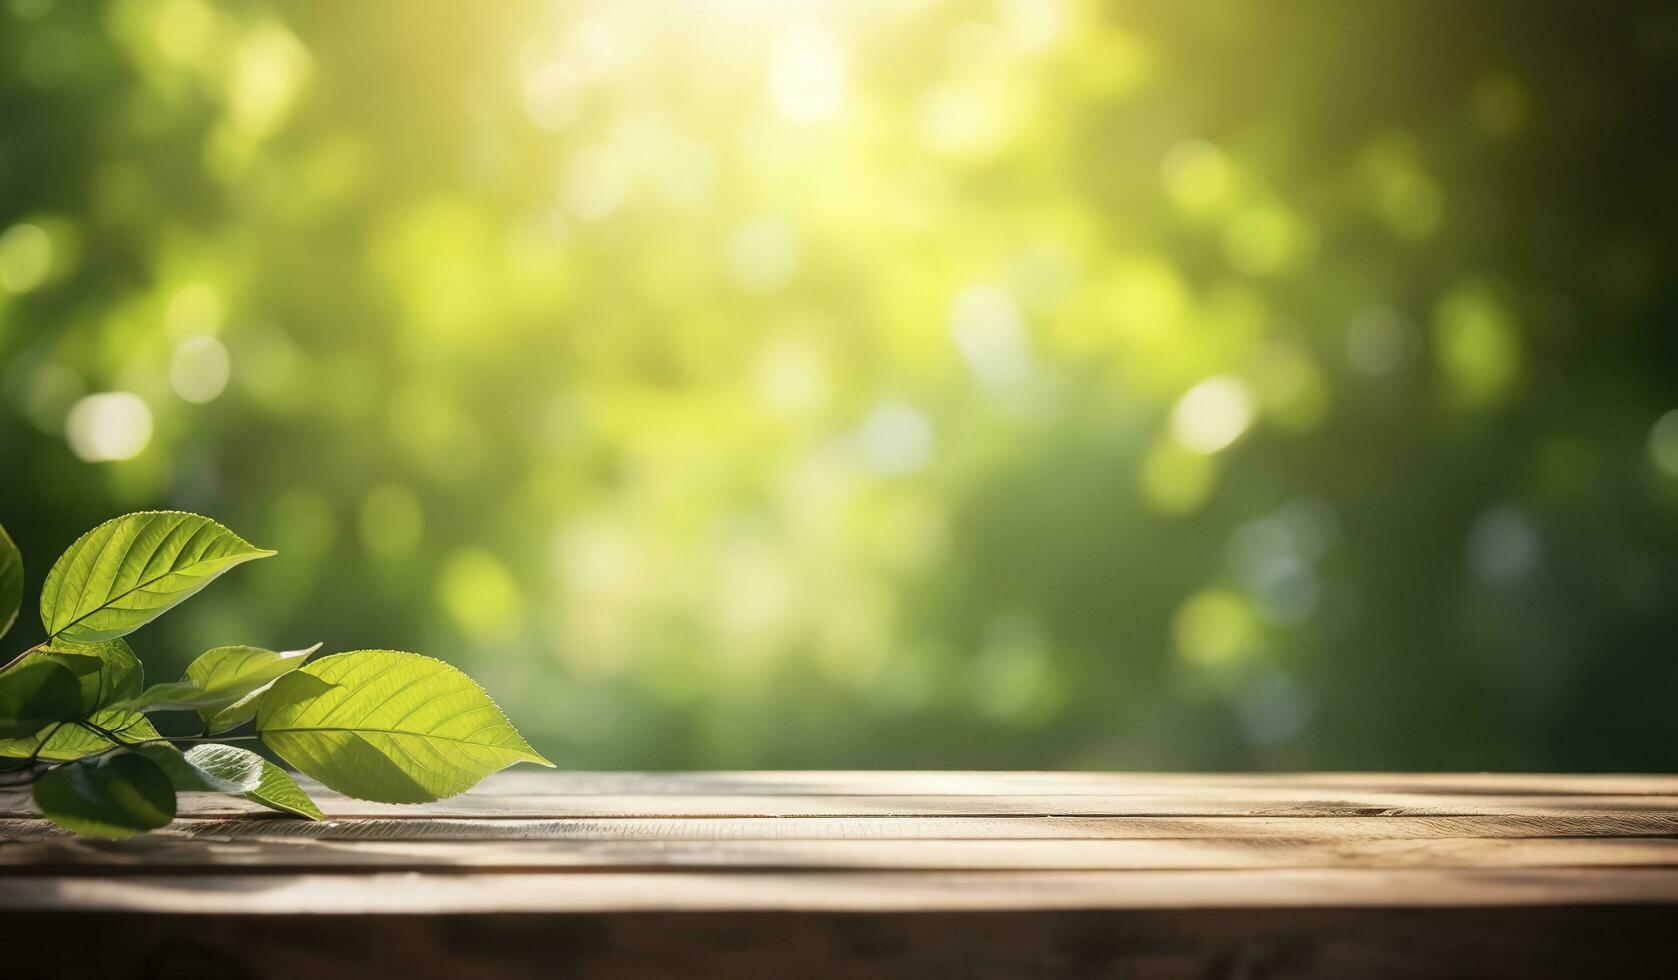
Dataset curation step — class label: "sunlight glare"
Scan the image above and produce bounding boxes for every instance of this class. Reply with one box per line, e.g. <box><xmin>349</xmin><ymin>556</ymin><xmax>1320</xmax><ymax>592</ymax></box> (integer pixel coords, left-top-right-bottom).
<box><xmin>769</xmin><ymin>29</ymin><xmax>847</xmax><ymax>124</ymax></box>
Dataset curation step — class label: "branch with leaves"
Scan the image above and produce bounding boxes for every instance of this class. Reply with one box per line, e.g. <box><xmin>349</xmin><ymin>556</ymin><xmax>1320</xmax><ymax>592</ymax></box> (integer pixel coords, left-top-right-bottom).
<box><xmin>0</xmin><ymin>511</ymin><xmax>551</xmax><ymax>837</ymax></box>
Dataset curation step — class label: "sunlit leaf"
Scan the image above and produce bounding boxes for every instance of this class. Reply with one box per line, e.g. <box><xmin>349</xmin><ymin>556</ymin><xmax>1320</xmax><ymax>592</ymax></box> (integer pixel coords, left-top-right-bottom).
<box><xmin>120</xmin><ymin>679</ymin><xmax>207</xmax><ymax>711</ymax></box>
<box><xmin>204</xmin><ymin>687</ymin><xmax>277</xmax><ymax>734</ymax></box>
<box><xmin>167</xmin><ymin>743</ymin><xmax>323</xmax><ymax>819</ymax></box>
<box><xmin>0</xmin><ymin>661</ymin><xmax>83</xmax><ymax>740</ymax></box>
<box><xmin>184</xmin><ymin>743</ymin><xmax>267</xmax><ymax>794</ymax></box>
<box><xmin>188</xmin><ymin>645</ymin><xmax>318</xmax><ymax>694</ymax></box>
<box><xmin>0</xmin><ymin>709</ymin><xmax>163</xmax><ymax>761</ymax></box>
<box><xmin>33</xmin><ymin>751</ymin><xmax>177</xmax><ymax>839</ymax></box>
<box><xmin>123</xmin><ymin>644</ymin><xmax>320</xmax><ymax>731</ymax></box>
<box><xmin>132</xmin><ymin>743</ymin><xmax>262</xmax><ymax>794</ymax></box>
<box><xmin>0</xmin><ymin>521</ymin><xmax>21</xmax><ymax>641</ymax></box>
<box><xmin>27</xmin><ymin>638</ymin><xmax>145</xmax><ymax>708</ymax></box>
<box><xmin>192</xmin><ymin>643</ymin><xmax>319</xmax><ymax>730</ymax></box>
<box><xmin>0</xmin><ymin>639</ymin><xmax>158</xmax><ymax>760</ymax></box>
<box><xmin>243</xmin><ymin>757</ymin><xmax>324</xmax><ymax>820</ymax></box>
<box><xmin>256</xmin><ymin>649</ymin><xmax>552</xmax><ymax>803</ymax></box>
<box><xmin>41</xmin><ymin>639</ymin><xmax>144</xmax><ymax>711</ymax></box>
<box><xmin>39</xmin><ymin>511</ymin><xmax>275</xmax><ymax>643</ymax></box>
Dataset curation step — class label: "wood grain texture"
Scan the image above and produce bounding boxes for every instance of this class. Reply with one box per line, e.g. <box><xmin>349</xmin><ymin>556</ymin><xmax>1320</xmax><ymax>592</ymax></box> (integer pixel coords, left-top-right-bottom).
<box><xmin>7</xmin><ymin>834</ymin><xmax>1678</xmax><ymax>874</ymax></box>
<box><xmin>11</xmin><ymin>788</ymin><xmax>1678</xmax><ymax>818</ymax></box>
<box><xmin>14</xmin><ymin>811</ymin><xmax>1678</xmax><ymax>844</ymax></box>
<box><xmin>10</xmin><ymin>867</ymin><xmax>1678</xmax><ymax>913</ymax></box>
<box><xmin>5</xmin><ymin>771</ymin><xmax>1677</xmax><ymax>978</ymax></box>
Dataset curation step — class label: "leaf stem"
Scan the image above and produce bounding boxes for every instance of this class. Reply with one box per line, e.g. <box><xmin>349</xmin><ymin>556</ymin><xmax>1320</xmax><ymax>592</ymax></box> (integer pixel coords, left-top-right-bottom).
<box><xmin>26</xmin><ymin>722</ymin><xmax>66</xmax><ymax>765</ymax></box>
<box><xmin>0</xmin><ymin>721</ymin><xmax>67</xmax><ymax>786</ymax></box>
<box><xmin>0</xmin><ymin>641</ymin><xmax>48</xmax><ymax>674</ymax></box>
<box><xmin>77</xmin><ymin>719</ymin><xmax>137</xmax><ymax>748</ymax></box>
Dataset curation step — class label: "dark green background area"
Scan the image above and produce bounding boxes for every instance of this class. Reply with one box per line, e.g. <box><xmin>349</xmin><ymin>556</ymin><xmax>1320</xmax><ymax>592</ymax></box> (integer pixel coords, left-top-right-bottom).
<box><xmin>2</xmin><ymin>0</ymin><xmax>1677</xmax><ymax>771</ymax></box>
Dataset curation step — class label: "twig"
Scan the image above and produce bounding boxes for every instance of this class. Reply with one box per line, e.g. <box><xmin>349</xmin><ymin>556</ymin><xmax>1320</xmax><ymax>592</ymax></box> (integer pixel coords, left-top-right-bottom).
<box><xmin>0</xmin><ymin>641</ymin><xmax>48</xmax><ymax>674</ymax></box>
<box><xmin>0</xmin><ymin>722</ymin><xmax>70</xmax><ymax>786</ymax></box>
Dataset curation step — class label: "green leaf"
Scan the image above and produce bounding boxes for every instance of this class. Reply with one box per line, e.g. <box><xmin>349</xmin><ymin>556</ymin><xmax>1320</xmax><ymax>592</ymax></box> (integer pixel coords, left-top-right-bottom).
<box><xmin>132</xmin><ymin>743</ymin><xmax>262</xmax><ymax>793</ymax></box>
<box><xmin>0</xmin><ymin>639</ymin><xmax>160</xmax><ymax>760</ymax></box>
<box><xmin>184</xmin><ymin>743</ymin><xmax>267</xmax><ymax>792</ymax></box>
<box><xmin>123</xmin><ymin>644</ymin><xmax>319</xmax><ymax>731</ymax></box>
<box><xmin>121</xmin><ymin>679</ymin><xmax>208</xmax><ymax>711</ymax></box>
<box><xmin>131</xmin><ymin>741</ymin><xmax>321</xmax><ymax>819</ymax></box>
<box><xmin>0</xmin><ymin>711</ymin><xmax>161</xmax><ymax>761</ymax></box>
<box><xmin>0</xmin><ymin>521</ymin><xmax>21</xmax><ymax>642</ymax></box>
<box><xmin>0</xmin><ymin>709</ymin><xmax>163</xmax><ymax>761</ymax></box>
<box><xmin>39</xmin><ymin>511</ymin><xmax>275</xmax><ymax>643</ymax></box>
<box><xmin>25</xmin><ymin>638</ymin><xmax>146</xmax><ymax>708</ymax></box>
<box><xmin>243</xmin><ymin>756</ymin><xmax>324</xmax><ymax>820</ymax></box>
<box><xmin>169</xmin><ymin>744</ymin><xmax>323</xmax><ymax>819</ymax></box>
<box><xmin>192</xmin><ymin>644</ymin><xmax>321</xmax><ymax>731</ymax></box>
<box><xmin>33</xmin><ymin>751</ymin><xmax>177</xmax><ymax>839</ymax></box>
<box><xmin>187</xmin><ymin>644</ymin><xmax>317</xmax><ymax>697</ymax></box>
<box><xmin>256</xmin><ymin>649</ymin><xmax>552</xmax><ymax>804</ymax></box>
<box><xmin>203</xmin><ymin>687</ymin><xmax>274</xmax><ymax>733</ymax></box>
<box><xmin>0</xmin><ymin>661</ymin><xmax>84</xmax><ymax>739</ymax></box>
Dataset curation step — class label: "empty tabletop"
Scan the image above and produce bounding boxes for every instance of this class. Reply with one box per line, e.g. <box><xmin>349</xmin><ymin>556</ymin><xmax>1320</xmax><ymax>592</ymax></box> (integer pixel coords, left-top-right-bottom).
<box><xmin>4</xmin><ymin>771</ymin><xmax>1677</xmax><ymax>978</ymax></box>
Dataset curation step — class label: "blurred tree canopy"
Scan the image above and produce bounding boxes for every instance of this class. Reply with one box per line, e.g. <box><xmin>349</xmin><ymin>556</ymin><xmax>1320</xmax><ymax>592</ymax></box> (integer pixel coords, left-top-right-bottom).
<box><xmin>2</xmin><ymin>0</ymin><xmax>1677</xmax><ymax>770</ymax></box>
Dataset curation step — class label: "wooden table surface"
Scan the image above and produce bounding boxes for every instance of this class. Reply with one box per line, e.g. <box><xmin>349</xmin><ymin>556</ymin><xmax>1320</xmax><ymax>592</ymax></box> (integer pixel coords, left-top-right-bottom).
<box><xmin>4</xmin><ymin>771</ymin><xmax>1678</xmax><ymax>978</ymax></box>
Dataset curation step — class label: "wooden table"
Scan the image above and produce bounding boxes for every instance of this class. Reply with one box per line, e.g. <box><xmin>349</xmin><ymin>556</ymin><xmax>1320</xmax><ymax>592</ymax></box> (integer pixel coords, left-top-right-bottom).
<box><xmin>4</xmin><ymin>771</ymin><xmax>1678</xmax><ymax>978</ymax></box>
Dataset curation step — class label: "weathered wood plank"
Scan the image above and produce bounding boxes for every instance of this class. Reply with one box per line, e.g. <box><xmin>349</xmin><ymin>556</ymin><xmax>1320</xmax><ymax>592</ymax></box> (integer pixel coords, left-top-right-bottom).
<box><xmin>11</xmin><ymin>770</ymin><xmax>1678</xmax><ymax>819</ymax></box>
<box><xmin>8</xmin><ymin>867</ymin><xmax>1678</xmax><ymax>914</ymax></box>
<box><xmin>5</xmin><ymin>770</ymin><xmax>1677</xmax><ymax>977</ymax></box>
<box><xmin>7</xmin><ymin>772</ymin><xmax>1678</xmax><ymax>911</ymax></box>
<box><xmin>6</xmin><ymin>811</ymin><xmax>1677</xmax><ymax>841</ymax></box>
<box><xmin>5</xmin><ymin>834</ymin><xmax>1678</xmax><ymax>874</ymax></box>
<box><xmin>9</xmin><ymin>790</ymin><xmax>1676</xmax><ymax>819</ymax></box>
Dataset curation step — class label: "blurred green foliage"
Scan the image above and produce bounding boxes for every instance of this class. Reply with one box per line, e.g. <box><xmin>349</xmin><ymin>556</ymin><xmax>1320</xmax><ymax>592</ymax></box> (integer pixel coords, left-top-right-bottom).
<box><xmin>3</xmin><ymin>0</ymin><xmax>1678</xmax><ymax>771</ymax></box>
